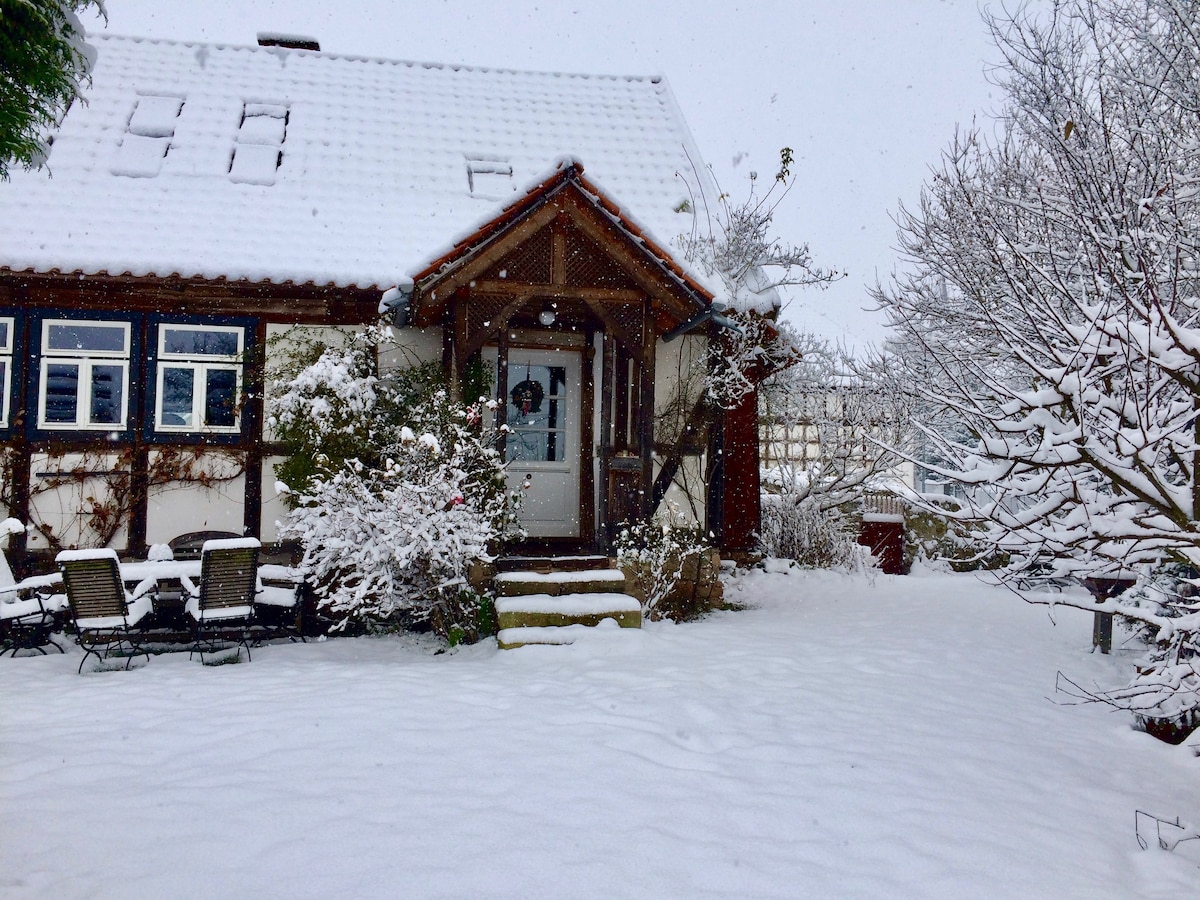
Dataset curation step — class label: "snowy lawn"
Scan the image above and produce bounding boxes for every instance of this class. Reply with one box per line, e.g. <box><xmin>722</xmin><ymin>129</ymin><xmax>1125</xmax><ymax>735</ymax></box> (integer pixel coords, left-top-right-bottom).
<box><xmin>2</xmin><ymin>567</ymin><xmax>1197</xmax><ymax>898</ymax></box>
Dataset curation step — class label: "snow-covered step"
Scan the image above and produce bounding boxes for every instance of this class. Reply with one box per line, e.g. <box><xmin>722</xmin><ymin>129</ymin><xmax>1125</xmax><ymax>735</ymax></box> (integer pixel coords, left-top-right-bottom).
<box><xmin>495</xmin><ymin>592</ymin><xmax>642</xmax><ymax>631</ymax></box>
<box><xmin>497</xmin><ymin>617</ymin><xmax>634</xmax><ymax>650</ymax></box>
<box><xmin>494</xmin><ymin>568</ymin><xmax>626</xmax><ymax>597</ymax></box>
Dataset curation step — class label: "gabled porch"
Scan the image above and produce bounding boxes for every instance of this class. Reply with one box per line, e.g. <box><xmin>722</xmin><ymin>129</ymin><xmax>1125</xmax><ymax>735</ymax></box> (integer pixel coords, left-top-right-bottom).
<box><xmin>391</xmin><ymin>161</ymin><xmax>715</xmax><ymax>553</ymax></box>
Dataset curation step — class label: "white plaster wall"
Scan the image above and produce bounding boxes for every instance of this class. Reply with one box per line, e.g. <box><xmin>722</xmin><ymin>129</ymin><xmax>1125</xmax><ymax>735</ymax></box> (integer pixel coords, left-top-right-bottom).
<box><xmin>144</xmin><ymin>450</ymin><xmax>245</xmax><ymax>546</ymax></box>
<box><xmin>377</xmin><ymin>326</ymin><xmax>442</xmax><ymax>372</ymax></box>
<box><xmin>654</xmin><ymin>334</ymin><xmax>706</xmax><ymax>413</ymax></box>
<box><xmin>27</xmin><ymin>451</ymin><xmax>129</xmax><ymax>550</ymax></box>
<box><xmin>651</xmin><ymin>454</ymin><xmax>708</xmax><ymax>528</ymax></box>
<box><xmin>259</xmin><ymin>455</ymin><xmax>291</xmax><ymax>544</ymax></box>
<box><xmin>652</xmin><ymin>334</ymin><xmax>708</xmax><ymax>521</ymax></box>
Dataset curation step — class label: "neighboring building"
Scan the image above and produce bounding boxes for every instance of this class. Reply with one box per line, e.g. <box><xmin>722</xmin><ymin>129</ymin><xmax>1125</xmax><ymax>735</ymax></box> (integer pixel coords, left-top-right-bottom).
<box><xmin>0</xmin><ymin>33</ymin><xmax>765</xmax><ymax>568</ymax></box>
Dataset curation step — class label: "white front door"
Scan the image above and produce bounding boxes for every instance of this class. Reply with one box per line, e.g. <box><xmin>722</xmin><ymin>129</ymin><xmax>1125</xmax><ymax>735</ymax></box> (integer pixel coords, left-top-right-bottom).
<box><xmin>503</xmin><ymin>349</ymin><xmax>582</xmax><ymax>538</ymax></box>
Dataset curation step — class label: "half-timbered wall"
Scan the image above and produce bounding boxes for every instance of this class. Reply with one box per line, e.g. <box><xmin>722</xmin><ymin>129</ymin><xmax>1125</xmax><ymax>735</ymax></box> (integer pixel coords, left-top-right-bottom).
<box><xmin>0</xmin><ymin>274</ymin><xmax>378</xmax><ymax>569</ymax></box>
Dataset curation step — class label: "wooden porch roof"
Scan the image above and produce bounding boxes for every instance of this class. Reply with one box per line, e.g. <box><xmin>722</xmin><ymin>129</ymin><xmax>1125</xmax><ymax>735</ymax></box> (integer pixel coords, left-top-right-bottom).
<box><xmin>406</xmin><ymin>161</ymin><xmax>713</xmax><ymax>330</ymax></box>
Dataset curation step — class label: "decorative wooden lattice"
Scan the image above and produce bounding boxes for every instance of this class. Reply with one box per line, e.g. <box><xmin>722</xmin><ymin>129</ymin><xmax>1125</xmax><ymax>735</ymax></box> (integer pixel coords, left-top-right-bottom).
<box><xmin>606</xmin><ymin>301</ymin><xmax>645</xmax><ymax>347</ymax></box>
<box><xmin>487</xmin><ymin>226</ymin><xmax>552</xmax><ymax>284</ymax></box>
<box><xmin>465</xmin><ymin>295</ymin><xmax>514</xmax><ymax>338</ymax></box>
<box><xmin>564</xmin><ymin>228</ymin><xmax>639</xmax><ymax>290</ymax></box>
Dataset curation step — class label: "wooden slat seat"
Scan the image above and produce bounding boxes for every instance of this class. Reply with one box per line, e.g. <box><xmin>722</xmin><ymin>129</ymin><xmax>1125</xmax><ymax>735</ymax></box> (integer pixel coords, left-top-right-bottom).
<box><xmin>181</xmin><ymin>538</ymin><xmax>261</xmax><ymax>662</ymax></box>
<box><xmin>57</xmin><ymin>549</ymin><xmax>153</xmax><ymax>673</ymax></box>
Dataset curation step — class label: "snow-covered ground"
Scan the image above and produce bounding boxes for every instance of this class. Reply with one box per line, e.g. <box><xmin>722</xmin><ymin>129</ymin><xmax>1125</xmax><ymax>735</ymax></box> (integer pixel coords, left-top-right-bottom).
<box><xmin>2</xmin><ymin>567</ymin><xmax>1197</xmax><ymax>898</ymax></box>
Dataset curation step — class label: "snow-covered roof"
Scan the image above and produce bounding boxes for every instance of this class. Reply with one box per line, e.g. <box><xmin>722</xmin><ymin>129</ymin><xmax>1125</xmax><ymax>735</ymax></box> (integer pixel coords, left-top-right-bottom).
<box><xmin>0</xmin><ymin>34</ymin><xmax>715</xmax><ymax>292</ymax></box>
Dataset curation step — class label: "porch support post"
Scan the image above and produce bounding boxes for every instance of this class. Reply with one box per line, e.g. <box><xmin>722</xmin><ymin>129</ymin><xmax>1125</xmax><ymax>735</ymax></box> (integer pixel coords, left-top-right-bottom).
<box><xmin>494</xmin><ymin>325</ymin><xmax>509</xmax><ymax>459</ymax></box>
<box><xmin>599</xmin><ymin>330</ymin><xmax>615</xmax><ymax>548</ymax></box>
<box><xmin>444</xmin><ymin>305</ymin><xmax>460</xmax><ymax>401</ymax></box>
<box><xmin>579</xmin><ymin>328</ymin><xmax>596</xmax><ymax>547</ymax></box>
<box><xmin>638</xmin><ymin>298</ymin><xmax>655</xmax><ymax>519</ymax></box>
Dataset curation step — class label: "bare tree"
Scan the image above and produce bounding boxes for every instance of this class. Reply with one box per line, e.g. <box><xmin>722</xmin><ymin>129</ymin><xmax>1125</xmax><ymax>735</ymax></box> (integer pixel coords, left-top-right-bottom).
<box><xmin>876</xmin><ymin>0</ymin><xmax>1200</xmax><ymax>730</ymax></box>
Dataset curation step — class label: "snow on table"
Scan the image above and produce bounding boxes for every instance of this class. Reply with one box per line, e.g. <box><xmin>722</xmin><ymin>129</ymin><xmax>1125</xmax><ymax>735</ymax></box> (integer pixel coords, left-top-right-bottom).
<box><xmin>1</xmin><ymin>568</ymin><xmax>1197</xmax><ymax>898</ymax></box>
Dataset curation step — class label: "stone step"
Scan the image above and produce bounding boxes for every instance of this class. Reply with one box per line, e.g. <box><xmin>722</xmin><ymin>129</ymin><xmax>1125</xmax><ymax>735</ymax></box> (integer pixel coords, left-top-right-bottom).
<box><xmin>495</xmin><ymin>592</ymin><xmax>642</xmax><ymax>631</ymax></box>
<box><xmin>494</xmin><ymin>555</ymin><xmax>614</xmax><ymax>574</ymax></box>
<box><xmin>494</xmin><ymin>568</ymin><xmax>626</xmax><ymax>597</ymax></box>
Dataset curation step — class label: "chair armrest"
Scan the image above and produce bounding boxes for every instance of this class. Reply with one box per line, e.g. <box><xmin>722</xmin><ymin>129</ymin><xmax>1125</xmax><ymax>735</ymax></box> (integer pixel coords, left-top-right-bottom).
<box><xmin>130</xmin><ymin>578</ymin><xmax>158</xmax><ymax>600</ymax></box>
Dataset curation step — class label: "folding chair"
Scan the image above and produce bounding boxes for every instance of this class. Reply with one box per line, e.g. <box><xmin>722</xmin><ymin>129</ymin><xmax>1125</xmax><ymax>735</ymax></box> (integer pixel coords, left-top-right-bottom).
<box><xmin>182</xmin><ymin>537</ymin><xmax>260</xmax><ymax>662</ymax></box>
<box><xmin>57</xmin><ymin>549</ymin><xmax>154</xmax><ymax>673</ymax></box>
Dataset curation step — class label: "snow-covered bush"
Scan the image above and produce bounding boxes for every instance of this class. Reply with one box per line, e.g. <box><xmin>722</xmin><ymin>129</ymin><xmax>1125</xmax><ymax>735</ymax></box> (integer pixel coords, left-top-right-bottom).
<box><xmin>614</xmin><ymin>515</ymin><xmax>717</xmax><ymax>621</ymax></box>
<box><xmin>270</xmin><ymin>328</ymin><xmax>519</xmax><ymax>637</ymax></box>
<box><xmin>759</xmin><ymin>494</ymin><xmax>870</xmax><ymax>570</ymax></box>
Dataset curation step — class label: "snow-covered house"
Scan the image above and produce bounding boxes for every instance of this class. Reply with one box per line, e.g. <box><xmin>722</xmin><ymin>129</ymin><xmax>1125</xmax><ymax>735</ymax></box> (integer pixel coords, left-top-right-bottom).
<box><xmin>0</xmin><ymin>33</ymin><xmax>764</xmax><ymax>568</ymax></box>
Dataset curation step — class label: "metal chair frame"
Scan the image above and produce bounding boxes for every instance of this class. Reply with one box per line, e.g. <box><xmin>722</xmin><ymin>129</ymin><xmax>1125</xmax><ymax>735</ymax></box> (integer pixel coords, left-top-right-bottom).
<box><xmin>0</xmin><ymin>591</ymin><xmax>64</xmax><ymax>657</ymax></box>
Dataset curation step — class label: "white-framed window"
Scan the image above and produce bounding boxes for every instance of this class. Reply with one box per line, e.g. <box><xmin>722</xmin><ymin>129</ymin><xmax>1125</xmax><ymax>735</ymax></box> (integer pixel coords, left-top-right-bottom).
<box><xmin>155</xmin><ymin>324</ymin><xmax>245</xmax><ymax>432</ymax></box>
<box><xmin>38</xmin><ymin>320</ymin><xmax>131</xmax><ymax>429</ymax></box>
<box><xmin>0</xmin><ymin>317</ymin><xmax>12</xmax><ymax>428</ymax></box>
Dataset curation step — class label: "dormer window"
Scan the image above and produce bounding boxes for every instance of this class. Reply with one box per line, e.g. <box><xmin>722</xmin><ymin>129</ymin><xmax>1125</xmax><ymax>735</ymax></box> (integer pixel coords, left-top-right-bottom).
<box><xmin>111</xmin><ymin>94</ymin><xmax>184</xmax><ymax>178</ymax></box>
<box><xmin>466</xmin><ymin>156</ymin><xmax>514</xmax><ymax>199</ymax></box>
<box><xmin>229</xmin><ymin>102</ymin><xmax>289</xmax><ymax>185</ymax></box>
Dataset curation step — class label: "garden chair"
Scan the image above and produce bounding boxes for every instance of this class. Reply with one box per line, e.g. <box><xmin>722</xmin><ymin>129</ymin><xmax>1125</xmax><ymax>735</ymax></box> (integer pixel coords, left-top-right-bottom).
<box><xmin>1</xmin><ymin>548</ymin><xmax>64</xmax><ymax>657</ymax></box>
<box><xmin>181</xmin><ymin>537</ymin><xmax>260</xmax><ymax>662</ymax></box>
<box><xmin>57</xmin><ymin>549</ymin><xmax>154</xmax><ymax>673</ymax></box>
<box><xmin>252</xmin><ymin>571</ymin><xmax>306</xmax><ymax>645</ymax></box>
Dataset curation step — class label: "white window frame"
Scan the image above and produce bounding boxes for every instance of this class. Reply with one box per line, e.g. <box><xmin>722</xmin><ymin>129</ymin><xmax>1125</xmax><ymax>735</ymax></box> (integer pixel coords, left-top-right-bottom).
<box><xmin>37</xmin><ymin>319</ymin><xmax>131</xmax><ymax>430</ymax></box>
<box><xmin>154</xmin><ymin>324</ymin><xmax>245</xmax><ymax>434</ymax></box>
<box><xmin>0</xmin><ymin>316</ymin><xmax>12</xmax><ymax>428</ymax></box>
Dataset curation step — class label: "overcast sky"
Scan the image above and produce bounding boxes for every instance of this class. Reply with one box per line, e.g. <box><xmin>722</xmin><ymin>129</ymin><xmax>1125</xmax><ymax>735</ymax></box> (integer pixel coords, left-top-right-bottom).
<box><xmin>81</xmin><ymin>1</ymin><xmax>1003</xmax><ymax>352</ymax></box>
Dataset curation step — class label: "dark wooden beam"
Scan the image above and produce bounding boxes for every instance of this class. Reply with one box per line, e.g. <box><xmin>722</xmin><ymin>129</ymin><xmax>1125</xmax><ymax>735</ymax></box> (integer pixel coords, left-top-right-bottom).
<box><xmin>638</xmin><ymin>299</ymin><xmax>656</xmax><ymax>518</ymax></box>
<box><xmin>469</xmin><ymin>280</ymin><xmax>643</xmax><ymax>304</ymax></box>
<box><xmin>243</xmin><ymin>318</ymin><xmax>269</xmax><ymax>541</ymax></box>
<box><xmin>579</xmin><ymin>329</ymin><xmax>596</xmax><ymax>547</ymax></box>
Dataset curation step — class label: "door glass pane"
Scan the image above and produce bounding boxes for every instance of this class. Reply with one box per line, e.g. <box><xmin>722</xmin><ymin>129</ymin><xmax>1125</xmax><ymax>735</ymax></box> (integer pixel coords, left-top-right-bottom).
<box><xmin>163</xmin><ymin>327</ymin><xmax>240</xmax><ymax>357</ymax></box>
<box><xmin>44</xmin><ymin>363</ymin><xmax>79</xmax><ymax>423</ymax></box>
<box><xmin>46</xmin><ymin>322</ymin><xmax>127</xmax><ymax>353</ymax></box>
<box><xmin>160</xmin><ymin>366</ymin><xmax>194</xmax><ymax>426</ymax></box>
<box><xmin>507</xmin><ymin>364</ymin><xmax>566</xmax><ymax>462</ymax></box>
<box><xmin>89</xmin><ymin>364</ymin><xmax>124</xmax><ymax>425</ymax></box>
<box><xmin>204</xmin><ymin>368</ymin><xmax>237</xmax><ymax>427</ymax></box>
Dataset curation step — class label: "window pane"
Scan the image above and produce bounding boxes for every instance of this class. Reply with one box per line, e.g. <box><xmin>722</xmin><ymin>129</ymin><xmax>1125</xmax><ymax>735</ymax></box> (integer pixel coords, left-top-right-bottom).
<box><xmin>163</xmin><ymin>328</ymin><xmax>240</xmax><ymax>357</ymax></box>
<box><xmin>90</xmin><ymin>365</ymin><xmax>125</xmax><ymax>425</ymax></box>
<box><xmin>204</xmin><ymin>369</ymin><xmax>237</xmax><ymax>427</ymax></box>
<box><xmin>0</xmin><ymin>321</ymin><xmax>9</xmax><ymax>347</ymax></box>
<box><xmin>160</xmin><ymin>366</ymin><xmax>194</xmax><ymax>426</ymax></box>
<box><xmin>45</xmin><ymin>363</ymin><xmax>80</xmax><ymax>423</ymax></box>
<box><xmin>0</xmin><ymin>359</ymin><xmax>8</xmax><ymax>423</ymax></box>
<box><xmin>47</xmin><ymin>323</ymin><xmax>127</xmax><ymax>353</ymax></box>
<box><xmin>507</xmin><ymin>431</ymin><xmax>552</xmax><ymax>463</ymax></box>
